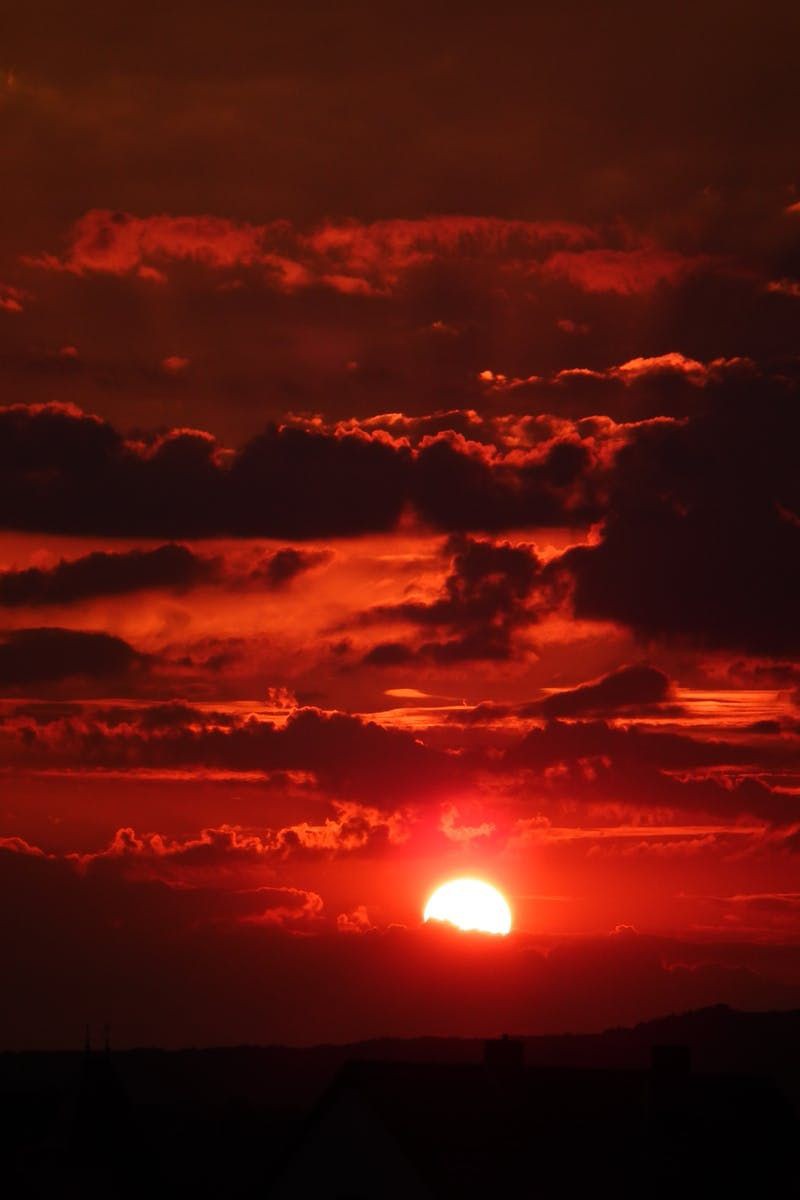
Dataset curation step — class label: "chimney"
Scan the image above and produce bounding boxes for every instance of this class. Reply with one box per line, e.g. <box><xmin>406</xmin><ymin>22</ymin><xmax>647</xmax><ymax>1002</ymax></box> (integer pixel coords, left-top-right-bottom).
<box><xmin>484</xmin><ymin>1033</ymin><xmax>525</xmax><ymax>1072</ymax></box>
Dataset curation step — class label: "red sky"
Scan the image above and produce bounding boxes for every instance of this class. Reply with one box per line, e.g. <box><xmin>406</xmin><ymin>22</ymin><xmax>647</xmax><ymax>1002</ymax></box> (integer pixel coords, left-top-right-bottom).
<box><xmin>1</xmin><ymin>0</ymin><xmax>800</xmax><ymax>1048</ymax></box>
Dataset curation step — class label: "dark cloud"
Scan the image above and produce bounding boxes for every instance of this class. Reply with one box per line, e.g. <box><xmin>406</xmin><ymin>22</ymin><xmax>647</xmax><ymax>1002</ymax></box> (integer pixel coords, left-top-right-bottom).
<box><xmin>0</xmin><ymin>403</ymin><xmax>609</xmax><ymax>539</ymax></box>
<box><xmin>253</xmin><ymin>546</ymin><xmax>330</xmax><ymax>588</ymax></box>
<box><xmin>3</xmin><ymin>704</ymin><xmax>456</xmax><ymax>806</ymax></box>
<box><xmin>0</xmin><ymin>405</ymin><xmax>224</xmax><ymax>537</ymax></box>
<box><xmin>362</xmin><ymin>642</ymin><xmax>417</xmax><ymax>667</ymax></box>
<box><xmin>133</xmin><ymin>701</ymin><xmax>238</xmax><ymax>730</ymax></box>
<box><xmin>2</xmin><ymin>0</ymin><xmax>800</xmax><ymax>445</ymax></box>
<box><xmin>4</xmin><ymin>385</ymin><xmax>799</xmax><ymax>662</ymax></box>
<box><xmin>0</xmin><ymin>628</ymin><xmax>145</xmax><ymax>690</ymax></box>
<box><xmin>505</xmin><ymin>721</ymin><xmax>799</xmax><ymax>826</ymax></box>
<box><xmin>0</xmin><ymin>543</ymin><xmax>214</xmax><ymax>606</ymax></box>
<box><xmin>553</xmin><ymin>385</ymin><xmax>800</xmax><ymax>655</ymax></box>
<box><xmin>362</xmin><ymin>535</ymin><xmax>547</xmax><ymax>663</ymax></box>
<box><xmin>227</xmin><ymin>423</ymin><xmax>412</xmax><ymax>538</ymax></box>
<box><xmin>0</xmin><ymin>542</ymin><xmax>328</xmax><ymax>607</ymax></box>
<box><xmin>0</xmin><ymin>835</ymin><xmax>323</xmax><ymax>966</ymax></box>
<box><xmin>4</xmin><ymin>2</ymin><xmax>800</xmax><ymax>258</ymax></box>
<box><xmin>410</xmin><ymin>434</ymin><xmax>597</xmax><ymax>531</ymax></box>
<box><xmin>5</xmin><ymin>696</ymin><xmax>798</xmax><ymax>828</ymax></box>
<box><xmin>540</xmin><ymin>664</ymin><xmax>675</xmax><ymax>718</ymax></box>
<box><xmin>506</xmin><ymin>720</ymin><xmax>754</xmax><ymax>773</ymax></box>
<box><xmin>450</xmin><ymin>664</ymin><xmax>680</xmax><ymax>720</ymax></box>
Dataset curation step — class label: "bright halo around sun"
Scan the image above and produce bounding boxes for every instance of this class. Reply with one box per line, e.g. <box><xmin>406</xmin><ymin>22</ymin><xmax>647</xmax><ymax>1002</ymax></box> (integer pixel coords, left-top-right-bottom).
<box><xmin>424</xmin><ymin>878</ymin><xmax>512</xmax><ymax>935</ymax></box>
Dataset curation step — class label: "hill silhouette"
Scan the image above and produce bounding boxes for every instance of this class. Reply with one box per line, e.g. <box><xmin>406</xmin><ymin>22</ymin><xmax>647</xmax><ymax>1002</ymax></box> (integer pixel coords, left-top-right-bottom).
<box><xmin>1</xmin><ymin>1005</ymin><xmax>797</xmax><ymax>1197</ymax></box>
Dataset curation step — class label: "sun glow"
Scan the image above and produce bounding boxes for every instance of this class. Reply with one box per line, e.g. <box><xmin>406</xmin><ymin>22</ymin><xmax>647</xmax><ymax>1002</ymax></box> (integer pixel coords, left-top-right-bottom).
<box><xmin>423</xmin><ymin>878</ymin><xmax>512</xmax><ymax>935</ymax></box>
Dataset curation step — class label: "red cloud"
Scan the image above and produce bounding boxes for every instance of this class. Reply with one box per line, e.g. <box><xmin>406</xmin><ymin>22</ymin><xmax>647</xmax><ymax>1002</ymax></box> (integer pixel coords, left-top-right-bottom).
<box><xmin>336</xmin><ymin>905</ymin><xmax>375</xmax><ymax>934</ymax></box>
<box><xmin>36</xmin><ymin>210</ymin><xmax>722</xmax><ymax>305</ymax></box>
<box><xmin>0</xmin><ymin>283</ymin><xmax>26</xmax><ymax>312</ymax></box>
<box><xmin>31</xmin><ymin>210</ymin><xmax>718</xmax><ymax>304</ymax></box>
<box><xmin>610</xmin><ymin>352</ymin><xmax>752</xmax><ymax>384</ymax></box>
<box><xmin>539</xmin><ymin>246</ymin><xmax>707</xmax><ymax>294</ymax></box>
<box><xmin>37</xmin><ymin>210</ymin><xmax>270</xmax><ymax>274</ymax></box>
<box><xmin>301</xmin><ymin>215</ymin><xmax>595</xmax><ymax>285</ymax></box>
<box><xmin>480</xmin><ymin>352</ymin><xmax>754</xmax><ymax>397</ymax></box>
<box><xmin>161</xmin><ymin>354</ymin><xmax>190</xmax><ymax>374</ymax></box>
<box><xmin>0</xmin><ymin>809</ymin><xmax>407</xmax><ymax>893</ymax></box>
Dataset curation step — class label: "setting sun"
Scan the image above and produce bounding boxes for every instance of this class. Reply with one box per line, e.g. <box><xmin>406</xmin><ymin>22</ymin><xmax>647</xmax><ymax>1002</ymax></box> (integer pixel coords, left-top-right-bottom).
<box><xmin>424</xmin><ymin>878</ymin><xmax>512</xmax><ymax>935</ymax></box>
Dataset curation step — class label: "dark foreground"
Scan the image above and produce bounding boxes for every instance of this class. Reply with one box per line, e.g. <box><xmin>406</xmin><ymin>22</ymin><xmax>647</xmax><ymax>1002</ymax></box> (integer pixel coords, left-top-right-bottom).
<box><xmin>2</xmin><ymin>1005</ymin><xmax>798</xmax><ymax>1198</ymax></box>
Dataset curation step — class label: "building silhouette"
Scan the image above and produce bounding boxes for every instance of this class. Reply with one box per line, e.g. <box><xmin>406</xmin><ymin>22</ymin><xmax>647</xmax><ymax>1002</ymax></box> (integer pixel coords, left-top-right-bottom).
<box><xmin>270</xmin><ymin>1037</ymin><xmax>795</xmax><ymax>1198</ymax></box>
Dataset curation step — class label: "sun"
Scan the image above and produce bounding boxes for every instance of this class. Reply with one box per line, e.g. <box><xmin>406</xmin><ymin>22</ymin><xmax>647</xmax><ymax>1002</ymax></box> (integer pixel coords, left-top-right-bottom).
<box><xmin>423</xmin><ymin>878</ymin><xmax>512</xmax><ymax>935</ymax></box>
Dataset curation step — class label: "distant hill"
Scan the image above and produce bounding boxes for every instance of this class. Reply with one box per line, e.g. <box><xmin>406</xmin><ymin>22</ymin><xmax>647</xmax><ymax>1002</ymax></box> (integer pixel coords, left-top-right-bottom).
<box><xmin>2</xmin><ymin>1004</ymin><xmax>799</xmax><ymax>1113</ymax></box>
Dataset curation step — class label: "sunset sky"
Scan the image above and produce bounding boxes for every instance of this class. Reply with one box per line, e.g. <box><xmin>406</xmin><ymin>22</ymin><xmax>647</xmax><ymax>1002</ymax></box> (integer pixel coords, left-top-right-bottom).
<box><xmin>2</xmin><ymin>0</ymin><xmax>800</xmax><ymax>1048</ymax></box>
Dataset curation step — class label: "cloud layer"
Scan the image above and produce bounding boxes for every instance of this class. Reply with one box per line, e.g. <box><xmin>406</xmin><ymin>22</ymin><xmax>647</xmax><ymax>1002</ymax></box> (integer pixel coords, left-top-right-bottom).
<box><xmin>1</xmin><ymin>0</ymin><xmax>799</xmax><ymax>1046</ymax></box>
